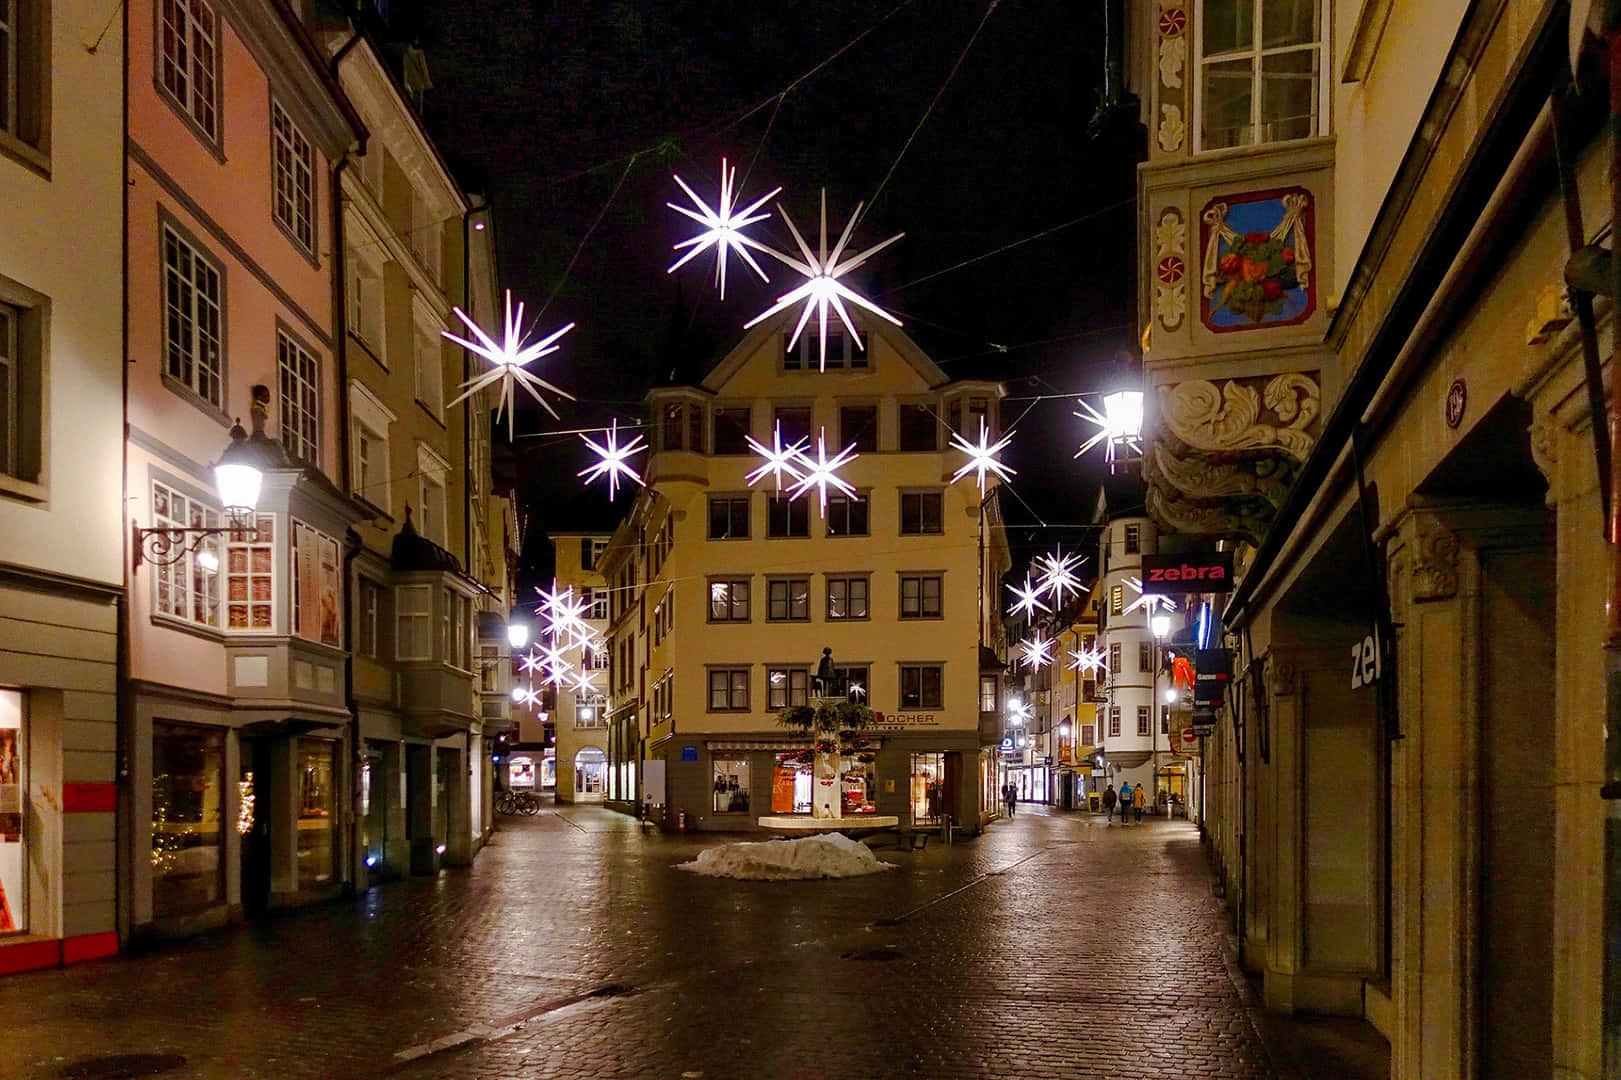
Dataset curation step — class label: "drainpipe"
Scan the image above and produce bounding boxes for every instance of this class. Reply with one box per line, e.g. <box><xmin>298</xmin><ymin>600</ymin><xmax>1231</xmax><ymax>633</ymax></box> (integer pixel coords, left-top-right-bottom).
<box><xmin>330</xmin><ymin>24</ymin><xmax>363</xmax><ymax>893</ymax></box>
<box><xmin>116</xmin><ymin>0</ymin><xmax>133</xmax><ymax>947</ymax></box>
<box><xmin>1604</xmin><ymin>11</ymin><xmax>1621</xmax><ymax>1072</ymax></box>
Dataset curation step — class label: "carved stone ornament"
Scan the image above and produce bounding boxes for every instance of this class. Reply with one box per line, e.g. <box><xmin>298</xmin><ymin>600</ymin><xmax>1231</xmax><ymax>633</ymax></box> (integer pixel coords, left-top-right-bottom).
<box><xmin>1527</xmin><ymin>410</ymin><xmax>1558</xmax><ymax>484</ymax></box>
<box><xmin>1151</xmin><ymin>444</ymin><xmax>1292</xmax><ymax>509</ymax></box>
<box><xmin>1267</xmin><ymin>658</ymin><xmax>1296</xmax><ymax>697</ymax></box>
<box><xmin>1410</xmin><ymin>513</ymin><xmax>1459</xmax><ymax>602</ymax></box>
<box><xmin>1158</xmin><ymin>104</ymin><xmax>1186</xmax><ymax>152</ymax></box>
<box><xmin>1158</xmin><ymin>373</ymin><xmax>1321</xmax><ymax>461</ymax></box>
<box><xmin>1153</xmin><ymin>209</ymin><xmax>1187</xmax><ymax>331</ymax></box>
<box><xmin>1146</xmin><ymin>482</ymin><xmax>1275</xmax><ymax>546</ymax></box>
<box><xmin>1158</xmin><ymin>5</ymin><xmax>1187</xmax><ymax>89</ymax></box>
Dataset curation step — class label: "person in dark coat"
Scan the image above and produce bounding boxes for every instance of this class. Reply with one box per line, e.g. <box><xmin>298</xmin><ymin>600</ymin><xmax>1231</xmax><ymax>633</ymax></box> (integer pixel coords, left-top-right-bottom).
<box><xmin>1102</xmin><ymin>784</ymin><xmax>1117</xmax><ymax>823</ymax></box>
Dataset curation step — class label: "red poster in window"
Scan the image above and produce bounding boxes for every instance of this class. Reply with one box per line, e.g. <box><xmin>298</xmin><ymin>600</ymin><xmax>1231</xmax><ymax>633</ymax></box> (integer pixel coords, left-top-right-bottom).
<box><xmin>771</xmin><ymin>765</ymin><xmax>795</xmax><ymax>814</ymax></box>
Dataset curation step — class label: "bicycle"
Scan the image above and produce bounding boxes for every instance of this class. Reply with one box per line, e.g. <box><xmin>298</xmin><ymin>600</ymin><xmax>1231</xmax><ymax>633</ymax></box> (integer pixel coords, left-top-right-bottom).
<box><xmin>495</xmin><ymin>790</ymin><xmax>542</xmax><ymax>816</ymax></box>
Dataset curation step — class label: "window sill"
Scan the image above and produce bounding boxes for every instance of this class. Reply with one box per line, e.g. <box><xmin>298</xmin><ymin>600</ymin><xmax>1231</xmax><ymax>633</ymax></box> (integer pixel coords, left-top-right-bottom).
<box><xmin>766</xmin><ymin>535</ymin><xmax>811</xmax><ymax>541</ymax></box>
<box><xmin>274</xmin><ymin>216</ymin><xmax>321</xmax><ymax>270</ymax></box>
<box><xmin>899</xmin><ymin>615</ymin><xmax>945</xmax><ymax>622</ymax></box>
<box><xmin>416</xmin><ymin>398</ymin><xmax>447</xmax><ymax>428</ymax></box>
<box><xmin>0</xmin><ymin>129</ymin><xmax>49</xmax><ymax>179</ymax></box>
<box><xmin>0</xmin><ymin>473</ymin><xmax>46</xmax><ymax>504</ymax></box>
<box><xmin>161</xmin><ymin>374</ymin><xmax>231</xmax><ymax>428</ymax></box>
<box><xmin>154</xmin><ymin>80</ymin><xmax>226</xmax><ymax>164</ymax></box>
<box><xmin>348</xmin><ymin>331</ymin><xmax>388</xmax><ymax>371</ymax></box>
<box><xmin>149</xmin><ymin>612</ymin><xmax>225</xmax><ymax>643</ymax></box>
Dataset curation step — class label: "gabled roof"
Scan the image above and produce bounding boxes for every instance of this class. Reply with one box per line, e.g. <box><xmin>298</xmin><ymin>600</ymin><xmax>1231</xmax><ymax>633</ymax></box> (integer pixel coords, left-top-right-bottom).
<box><xmin>695</xmin><ymin>308</ymin><xmax>951</xmax><ymax>395</ymax></box>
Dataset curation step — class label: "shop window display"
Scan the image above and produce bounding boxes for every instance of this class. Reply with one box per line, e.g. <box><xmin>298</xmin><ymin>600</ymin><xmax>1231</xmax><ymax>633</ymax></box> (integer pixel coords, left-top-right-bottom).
<box><xmin>910</xmin><ymin>751</ymin><xmax>946</xmax><ymax>824</ymax></box>
<box><xmin>296</xmin><ymin>738</ymin><xmax>337</xmax><ymax>890</ymax></box>
<box><xmin>151</xmin><ymin>722</ymin><xmax>225</xmax><ymax>915</ymax></box>
<box><xmin>712</xmin><ymin>759</ymin><xmax>750</xmax><ymax>814</ymax></box>
<box><xmin>770</xmin><ymin>750</ymin><xmax>877</xmax><ymax>815</ymax></box>
<box><xmin>0</xmin><ymin>690</ymin><xmax>22</xmax><ymax>932</ymax></box>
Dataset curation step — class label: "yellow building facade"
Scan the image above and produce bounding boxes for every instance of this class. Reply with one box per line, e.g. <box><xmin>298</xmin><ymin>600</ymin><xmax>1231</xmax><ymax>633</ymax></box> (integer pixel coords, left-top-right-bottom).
<box><xmin>600</xmin><ymin>312</ymin><xmax>1010</xmax><ymax>832</ymax></box>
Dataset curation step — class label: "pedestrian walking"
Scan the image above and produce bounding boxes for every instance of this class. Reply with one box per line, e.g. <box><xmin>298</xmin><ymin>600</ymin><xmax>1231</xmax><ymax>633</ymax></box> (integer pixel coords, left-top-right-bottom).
<box><xmin>1102</xmin><ymin>784</ymin><xmax>1116</xmax><ymax>823</ymax></box>
<box><xmin>1118</xmin><ymin>782</ymin><xmax>1133</xmax><ymax>824</ymax></box>
<box><xmin>1003</xmin><ymin>782</ymin><xmax>1017</xmax><ymax>819</ymax></box>
<box><xmin>1134</xmin><ymin>782</ymin><xmax>1146</xmax><ymax>823</ymax></box>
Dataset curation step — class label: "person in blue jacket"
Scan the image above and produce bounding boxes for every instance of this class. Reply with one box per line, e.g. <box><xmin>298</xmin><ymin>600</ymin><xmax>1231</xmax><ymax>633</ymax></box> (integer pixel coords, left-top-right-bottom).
<box><xmin>1118</xmin><ymin>782</ymin><xmax>1134</xmax><ymax>824</ymax></box>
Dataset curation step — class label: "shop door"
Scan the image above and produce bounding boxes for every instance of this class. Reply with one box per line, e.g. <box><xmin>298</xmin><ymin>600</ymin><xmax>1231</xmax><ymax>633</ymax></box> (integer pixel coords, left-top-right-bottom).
<box><xmin>943</xmin><ymin>752</ymin><xmax>963</xmax><ymax>826</ymax></box>
<box><xmin>239</xmin><ymin>738</ymin><xmax>272</xmax><ymax>917</ymax></box>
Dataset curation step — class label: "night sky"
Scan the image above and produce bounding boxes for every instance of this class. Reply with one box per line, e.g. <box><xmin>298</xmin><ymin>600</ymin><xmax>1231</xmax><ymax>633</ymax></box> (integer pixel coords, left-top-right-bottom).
<box><xmin>411</xmin><ymin>0</ymin><xmax>1143</xmax><ymax>582</ymax></box>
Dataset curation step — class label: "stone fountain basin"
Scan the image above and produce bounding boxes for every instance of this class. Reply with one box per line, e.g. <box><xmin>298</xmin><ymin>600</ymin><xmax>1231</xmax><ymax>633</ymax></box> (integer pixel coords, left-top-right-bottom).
<box><xmin>756</xmin><ymin>815</ymin><xmax>900</xmax><ymax>835</ymax></box>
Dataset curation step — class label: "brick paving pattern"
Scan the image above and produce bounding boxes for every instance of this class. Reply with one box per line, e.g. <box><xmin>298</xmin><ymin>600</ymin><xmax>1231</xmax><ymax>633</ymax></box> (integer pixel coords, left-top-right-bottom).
<box><xmin>6</xmin><ymin>805</ymin><xmax>1291</xmax><ymax>1080</ymax></box>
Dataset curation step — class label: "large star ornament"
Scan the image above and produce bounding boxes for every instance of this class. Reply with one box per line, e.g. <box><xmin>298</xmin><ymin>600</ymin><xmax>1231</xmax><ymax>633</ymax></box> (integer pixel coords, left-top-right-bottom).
<box><xmin>787</xmin><ymin>430</ymin><xmax>859</xmax><ymax>513</ymax></box>
<box><xmin>667</xmin><ymin>158</ymin><xmax>780</xmax><ymax>300</ymax></box>
<box><xmin>443</xmin><ymin>291</ymin><xmax>575</xmax><ymax>438</ymax></box>
<box><xmin>744</xmin><ymin>191</ymin><xmax>903</xmax><ymax>371</ymax></box>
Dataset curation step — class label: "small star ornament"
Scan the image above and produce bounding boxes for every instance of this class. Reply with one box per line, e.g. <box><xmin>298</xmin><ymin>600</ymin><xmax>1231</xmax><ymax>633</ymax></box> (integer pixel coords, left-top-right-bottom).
<box><xmin>1007</xmin><ymin>575</ymin><xmax>1051</xmax><ymax>620</ymax></box>
<box><xmin>949</xmin><ymin>421</ymin><xmax>1015</xmax><ymax>492</ymax></box>
<box><xmin>577</xmin><ymin>419</ymin><xmax>647</xmax><ymax>500</ymax></box>
<box><xmin>1068</xmin><ymin>647</ymin><xmax>1108</xmax><ymax>675</ymax></box>
<box><xmin>1124</xmin><ymin>576</ymin><xmax>1179</xmax><ymax>617</ymax></box>
<box><xmin>787</xmin><ymin>430</ymin><xmax>859</xmax><ymax>513</ymax></box>
<box><xmin>1035</xmin><ymin>548</ymin><xmax>1084</xmax><ymax>606</ymax></box>
<box><xmin>745</xmin><ymin>423</ymin><xmax>809</xmax><ymax>490</ymax></box>
<box><xmin>442</xmin><ymin>290</ymin><xmax>575</xmax><ymax>438</ymax></box>
<box><xmin>1019</xmin><ymin>632</ymin><xmax>1054</xmax><ymax>670</ymax></box>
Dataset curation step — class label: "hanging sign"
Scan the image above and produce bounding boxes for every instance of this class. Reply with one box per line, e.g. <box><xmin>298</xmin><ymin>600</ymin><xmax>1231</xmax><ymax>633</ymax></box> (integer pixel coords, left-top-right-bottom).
<box><xmin>1350</xmin><ymin>626</ymin><xmax>1383</xmax><ymax>690</ymax></box>
<box><xmin>1193</xmin><ymin>649</ymin><xmax>1231</xmax><ymax>705</ymax></box>
<box><xmin>1191</xmin><ymin>706</ymin><xmax>1217</xmax><ymax>737</ymax></box>
<box><xmin>1140</xmin><ymin>551</ymin><xmax>1235</xmax><ymax>594</ymax></box>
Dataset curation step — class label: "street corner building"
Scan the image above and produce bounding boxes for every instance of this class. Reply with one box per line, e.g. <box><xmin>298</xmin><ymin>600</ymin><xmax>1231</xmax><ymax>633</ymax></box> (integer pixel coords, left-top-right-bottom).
<box><xmin>580</xmin><ymin>310</ymin><xmax>1013</xmax><ymax>834</ymax></box>
<box><xmin>0</xmin><ymin>0</ymin><xmax>522</xmax><ymax>974</ymax></box>
<box><xmin>1129</xmin><ymin>0</ymin><xmax>1621</xmax><ymax>1076</ymax></box>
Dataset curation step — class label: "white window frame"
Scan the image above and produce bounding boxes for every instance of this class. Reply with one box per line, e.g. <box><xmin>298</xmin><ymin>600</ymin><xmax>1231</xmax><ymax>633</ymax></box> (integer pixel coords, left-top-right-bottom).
<box><xmin>345</xmin><ymin>213</ymin><xmax>386</xmax><ymax>357</ymax></box>
<box><xmin>224</xmin><ymin>512</ymin><xmax>275</xmax><ymax>633</ymax></box>
<box><xmin>415</xmin><ymin>442</ymin><xmax>450</xmax><ymax>546</ymax></box>
<box><xmin>150</xmin><ymin>479</ymin><xmax>220</xmax><ymax>629</ymax></box>
<box><xmin>412</xmin><ymin>297</ymin><xmax>445</xmax><ymax>420</ymax></box>
<box><xmin>348</xmin><ymin>380</ymin><xmax>395</xmax><ymax>513</ymax></box>
<box><xmin>271</xmin><ymin>99</ymin><xmax>315</xmax><ymax>254</ymax></box>
<box><xmin>1192</xmin><ymin>0</ymin><xmax>1327</xmax><ymax>154</ymax></box>
<box><xmin>277</xmin><ymin>328</ymin><xmax>319</xmax><ymax>466</ymax></box>
<box><xmin>157</xmin><ymin>0</ymin><xmax>219</xmax><ymax>142</ymax></box>
<box><xmin>395</xmin><ymin>583</ymin><xmax>432</xmax><ymax>660</ymax></box>
<box><xmin>161</xmin><ymin>223</ymin><xmax>224</xmax><ymax>408</ymax></box>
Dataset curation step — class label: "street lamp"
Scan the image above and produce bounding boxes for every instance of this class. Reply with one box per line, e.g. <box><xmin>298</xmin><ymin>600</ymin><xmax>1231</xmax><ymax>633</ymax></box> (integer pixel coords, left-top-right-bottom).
<box><xmin>133</xmin><ymin>421</ymin><xmax>265</xmax><ymax>569</ymax></box>
<box><xmin>507</xmin><ymin>621</ymin><xmax>530</xmax><ymax>650</ymax></box>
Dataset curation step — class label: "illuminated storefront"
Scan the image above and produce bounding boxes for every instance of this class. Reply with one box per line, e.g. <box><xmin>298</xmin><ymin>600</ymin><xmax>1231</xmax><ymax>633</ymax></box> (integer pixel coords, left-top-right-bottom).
<box><xmin>0</xmin><ymin>691</ymin><xmax>23</xmax><ymax>935</ymax></box>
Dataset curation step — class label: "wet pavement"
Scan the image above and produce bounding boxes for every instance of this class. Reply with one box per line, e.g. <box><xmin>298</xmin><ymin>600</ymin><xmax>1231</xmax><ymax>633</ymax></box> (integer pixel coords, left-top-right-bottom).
<box><xmin>6</xmin><ymin>803</ymin><xmax>1346</xmax><ymax>1080</ymax></box>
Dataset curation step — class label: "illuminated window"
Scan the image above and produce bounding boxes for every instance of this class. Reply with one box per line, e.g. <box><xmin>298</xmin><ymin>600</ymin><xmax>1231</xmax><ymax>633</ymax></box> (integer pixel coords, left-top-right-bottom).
<box><xmin>827</xmin><ymin>575</ymin><xmax>868</xmax><ymax>620</ymax></box>
<box><xmin>767</xmin><ymin>668</ymin><xmax>809</xmax><ymax>710</ymax></box>
<box><xmin>225</xmin><ymin>514</ymin><xmax>274</xmax><ymax>632</ymax></box>
<box><xmin>151</xmin><ymin>480</ymin><xmax>220</xmax><ymax>628</ymax></box>
<box><xmin>708</xmin><ymin>579</ymin><xmax>749</xmax><ymax>622</ymax></box>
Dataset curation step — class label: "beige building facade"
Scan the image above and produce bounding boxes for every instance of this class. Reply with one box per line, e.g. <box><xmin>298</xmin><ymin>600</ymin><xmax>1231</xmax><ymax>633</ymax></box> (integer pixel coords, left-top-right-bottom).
<box><xmin>1135</xmin><ymin>1</ymin><xmax>1613</xmax><ymax>1075</ymax></box>
<box><xmin>545</xmin><ymin>532</ymin><xmax>610</xmax><ymax>804</ymax></box>
<box><xmin>599</xmin><ymin>312</ymin><xmax>1010</xmax><ymax>833</ymax></box>
<box><xmin>0</xmin><ymin>0</ymin><xmax>126</xmax><ymax>975</ymax></box>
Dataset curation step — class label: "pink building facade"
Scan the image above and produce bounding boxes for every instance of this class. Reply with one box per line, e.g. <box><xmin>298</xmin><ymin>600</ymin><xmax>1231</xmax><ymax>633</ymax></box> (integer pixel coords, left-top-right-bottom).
<box><xmin>123</xmin><ymin>0</ymin><xmax>365</xmax><ymax>938</ymax></box>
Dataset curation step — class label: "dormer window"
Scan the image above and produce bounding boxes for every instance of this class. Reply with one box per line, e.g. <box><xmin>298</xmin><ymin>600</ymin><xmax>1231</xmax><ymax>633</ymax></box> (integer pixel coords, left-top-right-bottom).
<box><xmin>784</xmin><ymin>327</ymin><xmax>868</xmax><ymax>371</ymax></box>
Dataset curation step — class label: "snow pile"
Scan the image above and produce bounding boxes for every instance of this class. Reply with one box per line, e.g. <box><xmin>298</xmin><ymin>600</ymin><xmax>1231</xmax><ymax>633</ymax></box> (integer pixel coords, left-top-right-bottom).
<box><xmin>677</xmin><ymin>832</ymin><xmax>895</xmax><ymax>880</ymax></box>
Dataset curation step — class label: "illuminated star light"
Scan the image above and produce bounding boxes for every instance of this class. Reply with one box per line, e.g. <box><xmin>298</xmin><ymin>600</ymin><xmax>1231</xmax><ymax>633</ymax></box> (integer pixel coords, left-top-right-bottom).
<box><xmin>949</xmin><ymin>420</ymin><xmax>1016</xmax><ymax>492</ymax></box>
<box><xmin>1067</xmin><ymin>647</ymin><xmax>1108</xmax><ymax>675</ymax></box>
<box><xmin>1035</xmin><ymin>548</ymin><xmax>1084</xmax><ymax>606</ymax></box>
<box><xmin>1123</xmin><ymin>576</ymin><xmax>1180</xmax><ymax>618</ymax></box>
<box><xmin>849</xmin><ymin>681</ymin><xmax>866</xmax><ymax>701</ymax></box>
<box><xmin>443</xmin><ymin>290</ymin><xmax>576</xmax><ymax>438</ymax></box>
<box><xmin>1006</xmin><ymin>575</ymin><xmax>1051</xmax><ymax>620</ymax></box>
<box><xmin>743</xmin><ymin>190</ymin><xmax>904</xmax><ymax>372</ymax></box>
<box><xmin>1074</xmin><ymin>391</ymin><xmax>1144</xmax><ymax>466</ymax></box>
<box><xmin>1007</xmin><ymin>700</ymin><xmax>1033</xmax><ymax>725</ymax></box>
<box><xmin>577</xmin><ymin>419</ymin><xmax>647</xmax><ymax>500</ymax></box>
<box><xmin>518</xmin><ymin>648</ymin><xmax>547</xmax><ymax>675</ymax></box>
<box><xmin>513</xmin><ymin>684</ymin><xmax>543</xmax><ymax>708</ymax></box>
<box><xmin>745</xmin><ymin>423</ymin><xmax>809</xmax><ymax>490</ymax></box>
<box><xmin>787</xmin><ymin>430</ymin><xmax>859</xmax><ymax>514</ymax></box>
<box><xmin>667</xmin><ymin>158</ymin><xmax>781</xmax><ymax>300</ymax></box>
<box><xmin>570</xmin><ymin>669</ymin><xmax>599</xmax><ymax>697</ymax></box>
<box><xmin>1019</xmin><ymin>633</ymin><xmax>1055</xmax><ymax>670</ymax></box>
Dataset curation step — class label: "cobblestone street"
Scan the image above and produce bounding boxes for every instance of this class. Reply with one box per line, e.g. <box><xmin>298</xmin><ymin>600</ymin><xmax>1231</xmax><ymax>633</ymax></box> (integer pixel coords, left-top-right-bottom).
<box><xmin>8</xmin><ymin>805</ymin><xmax>1315</xmax><ymax>1080</ymax></box>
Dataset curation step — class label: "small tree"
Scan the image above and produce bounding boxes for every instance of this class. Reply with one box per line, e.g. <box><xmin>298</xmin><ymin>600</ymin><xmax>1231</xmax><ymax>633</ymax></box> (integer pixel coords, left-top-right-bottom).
<box><xmin>777</xmin><ymin>698</ymin><xmax>876</xmax><ymax>819</ymax></box>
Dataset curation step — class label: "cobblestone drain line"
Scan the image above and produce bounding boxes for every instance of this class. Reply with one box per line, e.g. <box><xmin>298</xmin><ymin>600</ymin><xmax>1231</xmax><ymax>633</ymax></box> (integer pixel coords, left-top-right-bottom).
<box><xmin>874</xmin><ymin>844</ymin><xmax>1058</xmax><ymax>926</ymax></box>
<box><xmin>389</xmin><ymin>983</ymin><xmax>635</xmax><ymax>1068</ymax></box>
<box><xmin>1214</xmin><ymin>916</ymin><xmax>1305</xmax><ymax>1080</ymax></box>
